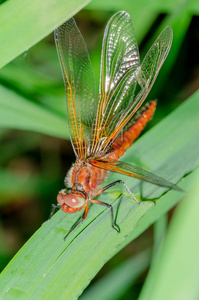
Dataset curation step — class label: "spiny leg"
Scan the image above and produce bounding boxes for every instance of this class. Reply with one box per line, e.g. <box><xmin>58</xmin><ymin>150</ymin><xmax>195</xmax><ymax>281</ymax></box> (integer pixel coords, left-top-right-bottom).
<box><xmin>49</xmin><ymin>204</ymin><xmax>61</xmax><ymax>219</ymax></box>
<box><xmin>42</xmin><ymin>204</ymin><xmax>61</xmax><ymax>225</ymax></box>
<box><xmin>95</xmin><ymin>180</ymin><xmax>155</xmax><ymax>206</ymax></box>
<box><xmin>64</xmin><ymin>201</ymin><xmax>89</xmax><ymax>240</ymax></box>
<box><xmin>90</xmin><ymin>199</ymin><xmax>119</xmax><ymax>233</ymax></box>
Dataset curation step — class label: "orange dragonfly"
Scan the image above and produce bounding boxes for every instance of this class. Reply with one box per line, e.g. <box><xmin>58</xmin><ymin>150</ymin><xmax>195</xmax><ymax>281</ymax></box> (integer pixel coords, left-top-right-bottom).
<box><xmin>53</xmin><ymin>11</ymin><xmax>181</xmax><ymax>238</ymax></box>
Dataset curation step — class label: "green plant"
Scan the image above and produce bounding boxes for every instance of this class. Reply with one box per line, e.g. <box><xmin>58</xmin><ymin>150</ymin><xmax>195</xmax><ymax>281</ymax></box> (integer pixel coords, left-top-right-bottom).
<box><xmin>0</xmin><ymin>0</ymin><xmax>199</xmax><ymax>299</ymax></box>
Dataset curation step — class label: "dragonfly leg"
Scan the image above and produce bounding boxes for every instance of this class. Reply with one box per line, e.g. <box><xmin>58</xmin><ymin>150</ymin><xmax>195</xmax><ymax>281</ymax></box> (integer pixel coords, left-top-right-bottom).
<box><xmin>49</xmin><ymin>204</ymin><xmax>61</xmax><ymax>219</ymax></box>
<box><xmin>90</xmin><ymin>199</ymin><xmax>119</xmax><ymax>233</ymax></box>
<box><xmin>64</xmin><ymin>201</ymin><xmax>89</xmax><ymax>240</ymax></box>
<box><xmin>95</xmin><ymin>180</ymin><xmax>140</xmax><ymax>203</ymax></box>
<box><xmin>95</xmin><ymin>180</ymin><xmax>155</xmax><ymax>205</ymax></box>
<box><xmin>42</xmin><ymin>204</ymin><xmax>61</xmax><ymax>225</ymax></box>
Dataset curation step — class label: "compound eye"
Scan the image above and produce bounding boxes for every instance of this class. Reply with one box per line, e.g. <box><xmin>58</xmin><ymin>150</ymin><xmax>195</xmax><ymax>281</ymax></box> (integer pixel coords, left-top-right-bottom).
<box><xmin>57</xmin><ymin>191</ymin><xmax>85</xmax><ymax>208</ymax></box>
<box><xmin>57</xmin><ymin>192</ymin><xmax>65</xmax><ymax>206</ymax></box>
<box><xmin>64</xmin><ymin>194</ymin><xmax>81</xmax><ymax>207</ymax></box>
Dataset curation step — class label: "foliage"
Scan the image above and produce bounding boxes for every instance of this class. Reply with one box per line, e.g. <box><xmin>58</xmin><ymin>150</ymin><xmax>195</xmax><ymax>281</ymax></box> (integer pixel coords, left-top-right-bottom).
<box><xmin>0</xmin><ymin>0</ymin><xmax>199</xmax><ymax>299</ymax></box>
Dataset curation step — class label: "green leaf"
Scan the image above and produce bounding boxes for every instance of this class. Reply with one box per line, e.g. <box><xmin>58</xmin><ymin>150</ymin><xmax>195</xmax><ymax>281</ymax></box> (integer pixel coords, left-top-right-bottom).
<box><xmin>146</xmin><ymin>0</ymin><xmax>193</xmax><ymax>97</ymax></box>
<box><xmin>0</xmin><ymin>0</ymin><xmax>91</xmax><ymax>68</ymax></box>
<box><xmin>0</xmin><ymin>85</ymin><xmax>68</xmax><ymax>139</ymax></box>
<box><xmin>80</xmin><ymin>249</ymin><xmax>151</xmax><ymax>300</ymax></box>
<box><xmin>139</xmin><ymin>167</ymin><xmax>199</xmax><ymax>300</ymax></box>
<box><xmin>152</xmin><ymin>213</ymin><xmax>168</xmax><ymax>257</ymax></box>
<box><xmin>0</xmin><ymin>90</ymin><xmax>199</xmax><ymax>299</ymax></box>
<box><xmin>87</xmin><ymin>1</ymin><xmax>158</xmax><ymax>43</ymax></box>
<box><xmin>0</xmin><ymin>168</ymin><xmax>59</xmax><ymax>206</ymax></box>
<box><xmin>87</xmin><ymin>0</ymin><xmax>199</xmax><ymax>15</ymax></box>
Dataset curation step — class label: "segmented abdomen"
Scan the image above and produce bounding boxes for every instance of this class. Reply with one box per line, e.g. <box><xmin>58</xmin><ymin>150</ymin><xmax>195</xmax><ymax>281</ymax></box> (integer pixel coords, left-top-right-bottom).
<box><xmin>108</xmin><ymin>101</ymin><xmax>156</xmax><ymax>160</ymax></box>
<box><xmin>69</xmin><ymin>101</ymin><xmax>156</xmax><ymax>194</ymax></box>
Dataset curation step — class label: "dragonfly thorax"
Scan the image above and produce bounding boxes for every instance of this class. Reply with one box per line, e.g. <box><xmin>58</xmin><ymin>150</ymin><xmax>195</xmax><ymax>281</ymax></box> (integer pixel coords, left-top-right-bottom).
<box><xmin>64</xmin><ymin>160</ymin><xmax>107</xmax><ymax>196</ymax></box>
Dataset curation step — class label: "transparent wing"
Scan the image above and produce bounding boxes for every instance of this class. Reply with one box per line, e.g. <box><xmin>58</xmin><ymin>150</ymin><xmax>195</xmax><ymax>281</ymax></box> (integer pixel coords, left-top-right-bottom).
<box><xmin>89</xmin><ymin>11</ymin><xmax>173</xmax><ymax>157</ymax></box>
<box><xmin>89</xmin><ymin>158</ymin><xmax>182</xmax><ymax>191</ymax></box>
<box><xmin>55</xmin><ymin>18</ymin><xmax>97</xmax><ymax>159</ymax></box>
<box><xmin>90</xmin><ymin>11</ymin><xmax>140</xmax><ymax>156</ymax></box>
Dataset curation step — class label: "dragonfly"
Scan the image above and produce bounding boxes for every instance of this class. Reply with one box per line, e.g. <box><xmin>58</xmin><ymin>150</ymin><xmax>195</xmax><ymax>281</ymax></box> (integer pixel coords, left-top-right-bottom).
<box><xmin>53</xmin><ymin>11</ymin><xmax>181</xmax><ymax>239</ymax></box>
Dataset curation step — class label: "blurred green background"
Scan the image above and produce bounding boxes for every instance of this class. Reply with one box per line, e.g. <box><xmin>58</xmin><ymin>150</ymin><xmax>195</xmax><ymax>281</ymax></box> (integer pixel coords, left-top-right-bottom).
<box><xmin>0</xmin><ymin>0</ymin><xmax>199</xmax><ymax>299</ymax></box>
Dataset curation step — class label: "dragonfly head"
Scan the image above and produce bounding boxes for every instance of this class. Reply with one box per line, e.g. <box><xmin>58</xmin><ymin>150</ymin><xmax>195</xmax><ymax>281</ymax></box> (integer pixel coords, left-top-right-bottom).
<box><xmin>57</xmin><ymin>189</ymin><xmax>85</xmax><ymax>213</ymax></box>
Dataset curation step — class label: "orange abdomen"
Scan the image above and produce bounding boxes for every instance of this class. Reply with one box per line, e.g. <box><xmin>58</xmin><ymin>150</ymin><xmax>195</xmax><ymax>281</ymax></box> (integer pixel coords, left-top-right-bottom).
<box><xmin>108</xmin><ymin>101</ymin><xmax>156</xmax><ymax>160</ymax></box>
<box><xmin>69</xmin><ymin>101</ymin><xmax>156</xmax><ymax>195</ymax></box>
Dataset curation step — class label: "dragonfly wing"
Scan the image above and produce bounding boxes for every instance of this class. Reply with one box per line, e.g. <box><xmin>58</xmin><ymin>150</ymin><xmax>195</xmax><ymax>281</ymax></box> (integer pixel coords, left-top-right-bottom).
<box><xmin>90</xmin><ymin>11</ymin><xmax>140</xmax><ymax>155</ymax></box>
<box><xmin>136</xmin><ymin>26</ymin><xmax>173</xmax><ymax>94</ymax></box>
<box><xmin>90</xmin><ymin>11</ymin><xmax>173</xmax><ymax>156</ymax></box>
<box><xmin>55</xmin><ymin>18</ymin><xmax>97</xmax><ymax>159</ymax></box>
<box><xmin>89</xmin><ymin>158</ymin><xmax>182</xmax><ymax>191</ymax></box>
